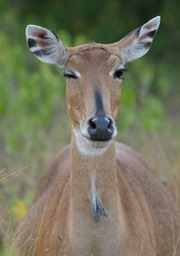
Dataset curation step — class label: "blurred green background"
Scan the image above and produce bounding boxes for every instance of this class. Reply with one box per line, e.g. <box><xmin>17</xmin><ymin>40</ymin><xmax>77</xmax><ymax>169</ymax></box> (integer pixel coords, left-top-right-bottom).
<box><xmin>0</xmin><ymin>0</ymin><xmax>180</xmax><ymax>254</ymax></box>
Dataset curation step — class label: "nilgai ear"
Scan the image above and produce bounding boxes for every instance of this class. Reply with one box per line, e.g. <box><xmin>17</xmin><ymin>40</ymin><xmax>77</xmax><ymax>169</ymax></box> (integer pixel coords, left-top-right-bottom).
<box><xmin>25</xmin><ymin>25</ymin><xmax>68</xmax><ymax>67</ymax></box>
<box><xmin>111</xmin><ymin>16</ymin><xmax>161</xmax><ymax>63</ymax></box>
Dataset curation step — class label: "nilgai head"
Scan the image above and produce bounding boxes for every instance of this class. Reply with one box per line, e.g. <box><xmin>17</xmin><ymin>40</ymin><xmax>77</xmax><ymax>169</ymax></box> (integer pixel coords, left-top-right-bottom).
<box><xmin>26</xmin><ymin>16</ymin><xmax>160</xmax><ymax>155</ymax></box>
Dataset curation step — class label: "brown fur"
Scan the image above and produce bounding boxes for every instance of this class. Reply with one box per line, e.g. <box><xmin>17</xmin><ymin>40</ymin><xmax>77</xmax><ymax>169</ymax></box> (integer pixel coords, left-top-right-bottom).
<box><xmin>13</xmin><ymin>142</ymin><xmax>180</xmax><ymax>256</ymax></box>
<box><xmin>14</xmin><ymin>21</ymin><xmax>180</xmax><ymax>255</ymax></box>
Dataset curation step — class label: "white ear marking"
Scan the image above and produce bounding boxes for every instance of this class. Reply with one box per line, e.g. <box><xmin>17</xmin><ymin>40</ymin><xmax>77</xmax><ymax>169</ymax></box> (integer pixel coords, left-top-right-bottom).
<box><xmin>117</xmin><ymin>16</ymin><xmax>161</xmax><ymax>63</ymax></box>
<box><xmin>25</xmin><ymin>25</ymin><xmax>68</xmax><ymax>66</ymax></box>
<box><xmin>138</xmin><ymin>16</ymin><xmax>160</xmax><ymax>41</ymax></box>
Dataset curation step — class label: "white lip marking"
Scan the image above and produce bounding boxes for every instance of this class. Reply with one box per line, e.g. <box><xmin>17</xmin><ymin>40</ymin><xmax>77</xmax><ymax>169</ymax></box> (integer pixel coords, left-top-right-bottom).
<box><xmin>73</xmin><ymin>128</ymin><xmax>113</xmax><ymax>156</ymax></box>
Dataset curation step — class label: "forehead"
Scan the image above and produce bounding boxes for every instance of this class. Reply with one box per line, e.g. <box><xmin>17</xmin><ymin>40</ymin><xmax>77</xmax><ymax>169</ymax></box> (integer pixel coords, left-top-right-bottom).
<box><xmin>66</xmin><ymin>45</ymin><xmax>121</xmax><ymax>71</ymax></box>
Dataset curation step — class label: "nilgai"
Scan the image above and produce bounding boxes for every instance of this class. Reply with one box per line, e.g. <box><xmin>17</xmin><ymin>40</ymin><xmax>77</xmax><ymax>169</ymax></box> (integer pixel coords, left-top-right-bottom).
<box><xmin>14</xmin><ymin>16</ymin><xmax>180</xmax><ymax>256</ymax></box>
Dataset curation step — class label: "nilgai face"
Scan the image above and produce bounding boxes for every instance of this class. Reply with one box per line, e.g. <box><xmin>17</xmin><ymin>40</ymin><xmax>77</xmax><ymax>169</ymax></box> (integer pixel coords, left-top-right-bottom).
<box><xmin>13</xmin><ymin>17</ymin><xmax>180</xmax><ymax>256</ymax></box>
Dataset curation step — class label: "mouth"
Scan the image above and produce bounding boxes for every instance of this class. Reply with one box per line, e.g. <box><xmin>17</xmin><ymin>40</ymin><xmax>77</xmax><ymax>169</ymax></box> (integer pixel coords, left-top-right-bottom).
<box><xmin>73</xmin><ymin>129</ymin><xmax>113</xmax><ymax>156</ymax></box>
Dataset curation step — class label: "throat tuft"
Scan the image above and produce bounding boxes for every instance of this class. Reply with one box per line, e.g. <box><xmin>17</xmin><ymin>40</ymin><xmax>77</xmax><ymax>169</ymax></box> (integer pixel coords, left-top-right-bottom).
<box><xmin>89</xmin><ymin>185</ymin><xmax>109</xmax><ymax>222</ymax></box>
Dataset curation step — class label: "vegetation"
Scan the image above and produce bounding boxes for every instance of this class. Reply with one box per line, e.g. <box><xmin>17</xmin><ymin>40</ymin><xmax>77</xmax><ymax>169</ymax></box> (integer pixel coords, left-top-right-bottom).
<box><xmin>0</xmin><ymin>0</ymin><xmax>179</xmax><ymax>254</ymax></box>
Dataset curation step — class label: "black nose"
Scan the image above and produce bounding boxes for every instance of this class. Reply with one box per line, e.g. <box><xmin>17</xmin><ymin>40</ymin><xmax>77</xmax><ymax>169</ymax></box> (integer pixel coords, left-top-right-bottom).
<box><xmin>88</xmin><ymin>115</ymin><xmax>114</xmax><ymax>141</ymax></box>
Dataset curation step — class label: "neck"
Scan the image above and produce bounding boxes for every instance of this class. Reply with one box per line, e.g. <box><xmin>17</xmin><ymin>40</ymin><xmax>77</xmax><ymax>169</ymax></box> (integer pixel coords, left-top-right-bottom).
<box><xmin>68</xmin><ymin>132</ymin><xmax>125</xmax><ymax>254</ymax></box>
<box><xmin>70</xmin><ymin>132</ymin><xmax>119</xmax><ymax>223</ymax></box>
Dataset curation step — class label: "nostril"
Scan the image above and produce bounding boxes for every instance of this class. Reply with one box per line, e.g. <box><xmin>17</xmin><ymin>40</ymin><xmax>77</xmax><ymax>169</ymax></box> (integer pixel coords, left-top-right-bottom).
<box><xmin>107</xmin><ymin>119</ymin><xmax>114</xmax><ymax>133</ymax></box>
<box><xmin>107</xmin><ymin>118</ymin><xmax>112</xmax><ymax>128</ymax></box>
<box><xmin>89</xmin><ymin>118</ymin><xmax>97</xmax><ymax>129</ymax></box>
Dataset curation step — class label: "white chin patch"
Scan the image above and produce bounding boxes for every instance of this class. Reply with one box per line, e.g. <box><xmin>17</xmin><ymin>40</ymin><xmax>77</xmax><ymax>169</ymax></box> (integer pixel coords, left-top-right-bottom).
<box><xmin>73</xmin><ymin>129</ymin><xmax>112</xmax><ymax>156</ymax></box>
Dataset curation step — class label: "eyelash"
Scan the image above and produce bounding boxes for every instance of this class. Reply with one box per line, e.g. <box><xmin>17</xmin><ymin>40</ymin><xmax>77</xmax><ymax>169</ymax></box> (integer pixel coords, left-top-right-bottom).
<box><xmin>63</xmin><ymin>72</ymin><xmax>77</xmax><ymax>79</ymax></box>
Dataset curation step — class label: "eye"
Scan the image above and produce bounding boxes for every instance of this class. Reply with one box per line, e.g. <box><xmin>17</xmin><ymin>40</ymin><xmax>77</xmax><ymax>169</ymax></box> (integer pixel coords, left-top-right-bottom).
<box><xmin>63</xmin><ymin>71</ymin><xmax>77</xmax><ymax>79</ymax></box>
<box><xmin>113</xmin><ymin>68</ymin><xmax>127</xmax><ymax>79</ymax></box>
